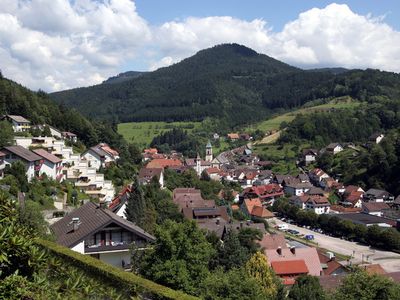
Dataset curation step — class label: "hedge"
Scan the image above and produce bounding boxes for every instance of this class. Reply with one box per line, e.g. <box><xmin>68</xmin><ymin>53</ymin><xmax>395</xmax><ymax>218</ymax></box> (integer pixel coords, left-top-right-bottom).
<box><xmin>36</xmin><ymin>239</ymin><xmax>199</xmax><ymax>300</ymax></box>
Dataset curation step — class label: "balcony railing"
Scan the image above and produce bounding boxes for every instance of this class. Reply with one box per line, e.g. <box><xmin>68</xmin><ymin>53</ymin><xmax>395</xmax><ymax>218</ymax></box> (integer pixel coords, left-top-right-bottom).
<box><xmin>84</xmin><ymin>241</ymin><xmax>131</xmax><ymax>253</ymax></box>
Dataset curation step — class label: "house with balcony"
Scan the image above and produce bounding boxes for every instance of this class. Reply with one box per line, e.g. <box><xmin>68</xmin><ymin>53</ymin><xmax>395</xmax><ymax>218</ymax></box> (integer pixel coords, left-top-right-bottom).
<box><xmin>51</xmin><ymin>202</ymin><xmax>155</xmax><ymax>268</ymax></box>
<box><xmin>81</xmin><ymin>143</ymin><xmax>120</xmax><ymax>170</ymax></box>
<box><xmin>1</xmin><ymin>115</ymin><xmax>31</xmax><ymax>132</ymax></box>
<box><xmin>1</xmin><ymin>145</ymin><xmax>43</xmax><ymax>181</ymax></box>
<box><xmin>33</xmin><ymin>148</ymin><xmax>63</xmax><ymax>181</ymax></box>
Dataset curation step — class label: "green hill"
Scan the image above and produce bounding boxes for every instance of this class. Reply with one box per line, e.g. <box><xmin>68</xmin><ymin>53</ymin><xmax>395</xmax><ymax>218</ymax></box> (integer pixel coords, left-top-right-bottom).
<box><xmin>51</xmin><ymin>43</ymin><xmax>400</xmax><ymax>129</ymax></box>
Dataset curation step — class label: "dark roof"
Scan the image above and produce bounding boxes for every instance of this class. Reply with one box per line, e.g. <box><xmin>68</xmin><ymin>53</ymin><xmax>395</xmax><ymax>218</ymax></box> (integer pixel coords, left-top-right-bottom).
<box><xmin>33</xmin><ymin>149</ymin><xmax>62</xmax><ymax>164</ymax></box>
<box><xmin>88</xmin><ymin>146</ymin><xmax>108</xmax><ymax>158</ymax></box>
<box><xmin>51</xmin><ymin>202</ymin><xmax>155</xmax><ymax>248</ymax></box>
<box><xmin>3</xmin><ymin>145</ymin><xmax>42</xmax><ymax>162</ymax></box>
<box><xmin>225</xmin><ymin>221</ymin><xmax>266</xmax><ymax>234</ymax></box>
<box><xmin>197</xmin><ymin>218</ymin><xmax>227</xmax><ymax>239</ymax></box>
<box><xmin>326</xmin><ymin>143</ymin><xmax>342</xmax><ymax>150</ymax></box>
<box><xmin>336</xmin><ymin>212</ymin><xmax>395</xmax><ymax>226</ymax></box>
<box><xmin>369</xmin><ymin>132</ymin><xmax>383</xmax><ymax>140</ymax></box>
<box><xmin>362</xmin><ymin>202</ymin><xmax>390</xmax><ymax>212</ymax></box>
<box><xmin>138</xmin><ymin>167</ymin><xmax>163</xmax><ymax>180</ymax></box>
<box><xmin>365</xmin><ymin>188</ymin><xmax>390</xmax><ymax>197</ymax></box>
<box><xmin>306</xmin><ymin>187</ymin><xmax>325</xmax><ymax>196</ymax></box>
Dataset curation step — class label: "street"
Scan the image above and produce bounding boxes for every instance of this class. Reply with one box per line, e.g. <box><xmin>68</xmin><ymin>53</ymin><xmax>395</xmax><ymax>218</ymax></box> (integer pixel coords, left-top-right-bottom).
<box><xmin>270</xmin><ymin>218</ymin><xmax>400</xmax><ymax>273</ymax></box>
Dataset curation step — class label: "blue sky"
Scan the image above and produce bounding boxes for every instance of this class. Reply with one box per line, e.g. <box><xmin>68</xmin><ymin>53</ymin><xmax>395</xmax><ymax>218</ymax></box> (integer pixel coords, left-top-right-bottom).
<box><xmin>135</xmin><ymin>0</ymin><xmax>400</xmax><ymax>30</ymax></box>
<box><xmin>1</xmin><ymin>0</ymin><xmax>400</xmax><ymax>91</ymax></box>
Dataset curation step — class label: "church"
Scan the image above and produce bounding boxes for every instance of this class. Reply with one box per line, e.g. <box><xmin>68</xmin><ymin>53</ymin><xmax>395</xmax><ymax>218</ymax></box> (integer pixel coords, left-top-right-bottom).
<box><xmin>185</xmin><ymin>141</ymin><xmax>213</xmax><ymax>176</ymax></box>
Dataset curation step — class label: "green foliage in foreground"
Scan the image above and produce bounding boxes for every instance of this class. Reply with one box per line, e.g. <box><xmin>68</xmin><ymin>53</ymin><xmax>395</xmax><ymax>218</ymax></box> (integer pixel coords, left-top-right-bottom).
<box><xmin>37</xmin><ymin>239</ymin><xmax>198</xmax><ymax>300</ymax></box>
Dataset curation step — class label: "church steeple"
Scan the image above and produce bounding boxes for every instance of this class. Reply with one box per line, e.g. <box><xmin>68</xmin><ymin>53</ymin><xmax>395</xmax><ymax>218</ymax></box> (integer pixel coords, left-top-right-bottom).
<box><xmin>205</xmin><ymin>140</ymin><xmax>213</xmax><ymax>162</ymax></box>
<box><xmin>196</xmin><ymin>153</ymin><xmax>201</xmax><ymax>175</ymax></box>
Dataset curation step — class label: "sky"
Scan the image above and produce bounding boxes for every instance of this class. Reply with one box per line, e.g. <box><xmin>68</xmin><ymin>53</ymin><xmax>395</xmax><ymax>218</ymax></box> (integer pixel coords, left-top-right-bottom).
<box><xmin>1</xmin><ymin>0</ymin><xmax>400</xmax><ymax>92</ymax></box>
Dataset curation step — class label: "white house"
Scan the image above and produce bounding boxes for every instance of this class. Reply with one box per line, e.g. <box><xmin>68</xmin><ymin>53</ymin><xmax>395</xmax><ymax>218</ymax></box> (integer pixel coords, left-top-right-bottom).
<box><xmin>1</xmin><ymin>115</ymin><xmax>31</xmax><ymax>132</ymax></box>
<box><xmin>284</xmin><ymin>182</ymin><xmax>313</xmax><ymax>196</ymax></box>
<box><xmin>33</xmin><ymin>149</ymin><xmax>63</xmax><ymax>181</ymax></box>
<box><xmin>50</xmin><ymin>202</ymin><xmax>155</xmax><ymax>268</ymax></box>
<box><xmin>302</xmin><ymin>149</ymin><xmax>318</xmax><ymax>165</ymax></box>
<box><xmin>326</xmin><ymin>143</ymin><xmax>344</xmax><ymax>155</ymax></box>
<box><xmin>138</xmin><ymin>167</ymin><xmax>164</xmax><ymax>188</ymax></box>
<box><xmin>81</xmin><ymin>143</ymin><xmax>119</xmax><ymax>170</ymax></box>
<box><xmin>305</xmin><ymin>196</ymin><xmax>331</xmax><ymax>214</ymax></box>
<box><xmin>1</xmin><ymin>145</ymin><xmax>42</xmax><ymax>181</ymax></box>
<box><xmin>362</xmin><ymin>202</ymin><xmax>390</xmax><ymax>217</ymax></box>
<box><xmin>369</xmin><ymin>133</ymin><xmax>384</xmax><ymax>144</ymax></box>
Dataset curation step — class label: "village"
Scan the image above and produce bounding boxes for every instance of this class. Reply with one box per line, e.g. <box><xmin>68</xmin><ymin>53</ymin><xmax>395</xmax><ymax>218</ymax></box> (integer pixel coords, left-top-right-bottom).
<box><xmin>1</xmin><ymin>114</ymin><xmax>400</xmax><ymax>291</ymax></box>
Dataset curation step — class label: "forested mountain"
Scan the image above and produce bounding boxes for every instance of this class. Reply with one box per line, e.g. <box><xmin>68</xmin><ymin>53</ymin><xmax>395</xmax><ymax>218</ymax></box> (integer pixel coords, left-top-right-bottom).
<box><xmin>51</xmin><ymin>43</ymin><xmax>400</xmax><ymax>127</ymax></box>
<box><xmin>0</xmin><ymin>73</ymin><xmax>123</xmax><ymax>148</ymax></box>
<box><xmin>102</xmin><ymin>71</ymin><xmax>147</xmax><ymax>84</ymax></box>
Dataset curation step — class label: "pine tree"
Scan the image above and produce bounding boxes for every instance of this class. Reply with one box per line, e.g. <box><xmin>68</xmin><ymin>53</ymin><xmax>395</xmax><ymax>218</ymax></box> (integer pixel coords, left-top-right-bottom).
<box><xmin>125</xmin><ymin>178</ymin><xmax>145</xmax><ymax>227</ymax></box>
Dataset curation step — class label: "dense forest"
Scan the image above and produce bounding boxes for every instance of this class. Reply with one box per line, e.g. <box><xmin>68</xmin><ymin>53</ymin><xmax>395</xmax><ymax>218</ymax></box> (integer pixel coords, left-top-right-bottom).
<box><xmin>51</xmin><ymin>44</ymin><xmax>400</xmax><ymax>128</ymax></box>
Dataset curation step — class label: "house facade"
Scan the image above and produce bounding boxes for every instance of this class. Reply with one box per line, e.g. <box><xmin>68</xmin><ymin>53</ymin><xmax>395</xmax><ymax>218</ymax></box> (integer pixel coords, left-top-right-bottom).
<box><xmin>1</xmin><ymin>115</ymin><xmax>31</xmax><ymax>132</ymax></box>
<box><xmin>51</xmin><ymin>202</ymin><xmax>155</xmax><ymax>268</ymax></box>
<box><xmin>1</xmin><ymin>145</ymin><xmax>42</xmax><ymax>181</ymax></box>
<box><xmin>138</xmin><ymin>167</ymin><xmax>164</xmax><ymax>188</ymax></box>
<box><xmin>82</xmin><ymin>143</ymin><xmax>119</xmax><ymax>170</ymax></box>
<box><xmin>33</xmin><ymin>149</ymin><xmax>63</xmax><ymax>181</ymax></box>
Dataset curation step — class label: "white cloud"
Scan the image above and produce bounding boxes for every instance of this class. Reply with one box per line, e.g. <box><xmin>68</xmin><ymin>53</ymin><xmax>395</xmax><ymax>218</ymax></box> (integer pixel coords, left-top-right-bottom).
<box><xmin>1</xmin><ymin>2</ymin><xmax>400</xmax><ymax>91</ymax></box>
<box><xmin>0</xmin><ymin>0</ymin><xmax>151</xmax><ymax>91</ymax></box>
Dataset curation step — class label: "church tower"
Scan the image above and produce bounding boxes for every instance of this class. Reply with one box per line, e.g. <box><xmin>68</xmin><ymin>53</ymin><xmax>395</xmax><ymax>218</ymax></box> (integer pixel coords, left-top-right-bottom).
<box><xmin>205</xmin><ymin>140</ymin><xmax>213</xmax><ymax>162</ymax></box>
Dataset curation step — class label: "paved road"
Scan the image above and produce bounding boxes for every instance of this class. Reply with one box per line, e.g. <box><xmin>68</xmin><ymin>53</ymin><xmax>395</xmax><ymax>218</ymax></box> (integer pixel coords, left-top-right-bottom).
<box><xmin>270</xmin><ymin>218</ymin><xmax>400</xmax><ymax>273</ymax></box>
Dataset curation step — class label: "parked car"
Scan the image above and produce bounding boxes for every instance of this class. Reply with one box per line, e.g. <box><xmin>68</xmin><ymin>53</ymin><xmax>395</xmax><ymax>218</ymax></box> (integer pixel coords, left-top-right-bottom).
<box><xmin>305</xmin><ymin>234</ymin><xmax>314</xmax><ymax>240</ymax></box>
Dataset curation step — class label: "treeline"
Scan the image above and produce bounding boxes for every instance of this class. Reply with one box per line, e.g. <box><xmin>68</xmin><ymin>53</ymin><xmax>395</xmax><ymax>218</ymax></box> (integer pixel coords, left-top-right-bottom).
<box><xmin>150</xmin><ymin>128</ymin><xmax>203</xmax><ymax>157</ymax></box>
<box><xmin>273</xmin><ymin>199</ymin><xmax>400</xmax><ymax>252</ymax></box>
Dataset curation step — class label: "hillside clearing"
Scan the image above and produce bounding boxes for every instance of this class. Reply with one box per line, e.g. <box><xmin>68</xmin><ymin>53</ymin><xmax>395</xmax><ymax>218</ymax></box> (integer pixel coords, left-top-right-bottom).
<box><xmin>118</xmin><ymin>121</ymin><xmax>202</xmax><ymax>148</ymax></box>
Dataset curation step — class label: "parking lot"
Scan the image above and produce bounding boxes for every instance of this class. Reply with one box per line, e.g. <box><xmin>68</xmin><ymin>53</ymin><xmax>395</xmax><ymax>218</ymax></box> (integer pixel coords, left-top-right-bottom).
<box><xmin>270</xmin><ymin>218</ymin><xmax>400</xmax><ymax>273</ymax></box>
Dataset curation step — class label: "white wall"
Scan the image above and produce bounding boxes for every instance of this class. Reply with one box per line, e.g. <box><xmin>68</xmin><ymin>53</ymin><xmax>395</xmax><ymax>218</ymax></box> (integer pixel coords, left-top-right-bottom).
<box><xmin>40</xmin><ymin>160</ymin><xmax>57</xmax><ymax>180</ymax></box>
<box><xmin>82</xmin><ymin>151</ymin><xmax>102</xmax><ymax>170</ymax></box>
<box><xmin>99</xmin><ymin>251</ymin><xmax>131</xmax><ymax>268</ymax></box>
<box><xmin>71</xmin><ymin>241</ymin><xmax>85</xmax><ymax>254</ymax></box>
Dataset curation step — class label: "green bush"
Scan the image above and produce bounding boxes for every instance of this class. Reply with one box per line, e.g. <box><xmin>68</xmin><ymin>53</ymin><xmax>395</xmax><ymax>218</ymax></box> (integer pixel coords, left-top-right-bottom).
<box><xmin>36</xmin><ymin>239</ymin><xmax>198</xmax><ymax>300</ymax></box>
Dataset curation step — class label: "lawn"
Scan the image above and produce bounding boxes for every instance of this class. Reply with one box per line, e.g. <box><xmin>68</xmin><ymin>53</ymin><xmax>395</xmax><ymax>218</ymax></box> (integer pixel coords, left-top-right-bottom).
<box><xmin>117</xmin><ymin>121</ymin><xmax>202</xmax><ymax>148</ymax></box>
<box><xmin>246</xmin><ymin>96</ymin><xmax>362</xmax><ymax>134</ymax></box>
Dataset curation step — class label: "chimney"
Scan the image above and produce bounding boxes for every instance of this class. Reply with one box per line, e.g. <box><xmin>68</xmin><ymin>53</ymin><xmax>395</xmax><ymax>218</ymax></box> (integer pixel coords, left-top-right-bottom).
<box><xmin>277</xmin><ymin>246</ymin><xmax>282</xmax><ymax>255</ymax></box>
<box><xmin>72</xmin><ymin>217</ymin><xmax>80</xmax><ymax>231</ymax></box>
<box><xmin>240</xmin><ymin>221</ymin><xmax>243</xmax><ymax>229</ymax></box>
<box><xmin>290</xmin><ymin>246</ymin><xmax>296</xmax><ymax>255</ymax></box>
<box><xmin>327</xmin><ymin>251</ymin><xmax>335</xmax><ymax>261</ymax></box>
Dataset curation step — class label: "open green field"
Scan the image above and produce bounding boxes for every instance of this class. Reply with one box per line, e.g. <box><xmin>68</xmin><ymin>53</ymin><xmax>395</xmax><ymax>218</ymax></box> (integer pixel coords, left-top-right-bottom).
<box><xmin>118</xmin><ymin>121</ymin><xmax>202</xmax><ymax>148</ymax></box>
<box><xmin>246</xmin><ymin>97</ymin><xmax>361</xmax><ymax>133</ymax></box>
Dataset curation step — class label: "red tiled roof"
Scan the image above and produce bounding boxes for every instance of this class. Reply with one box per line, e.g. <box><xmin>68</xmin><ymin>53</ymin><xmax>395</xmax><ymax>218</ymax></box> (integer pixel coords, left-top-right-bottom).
<box><xmin>271</xmin><ymin>260</ymin><xmax>309</xmax><ymax>275</ymax></box>
<box><xmin>330</xmin><ymin>205</ymin><xmax>361</xmax><ymax>213</ymax></box>
<box><xmin>266</xmin><ymin>247</ymin><xmax>322</xmax><ymax>276</ymax></box>
<box><xmin>100</xmin><ymin>144</ymin><xmax>119</xmax><ymax>157</ymax></box>
<box><xmin>109</xmin><ymin>186</ymin><xmax>131</xmax><ymax>210</ymax></box>
<box><xmin>251</xmin><ymin>206</ymin><xmax>274</xmax><ymax>218</ymax></box>
<box><xmin>146</xmin><ymin>158</ymin><xmax>182</xmax><ymax>169</ymax></box>
<box><xmin>206</xmin><ymin>167</ymin><xmax>220</xmax><ymax>174</ymax></box>
<box><xmin>0</xmin><ymin>151</ymin><xmax>5</xmax><ymax>157</ymax></box>
<box><xmin>144</xmin><ymin>148</ymin><xmax>158</xmax><ymax>154</ymax></box>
